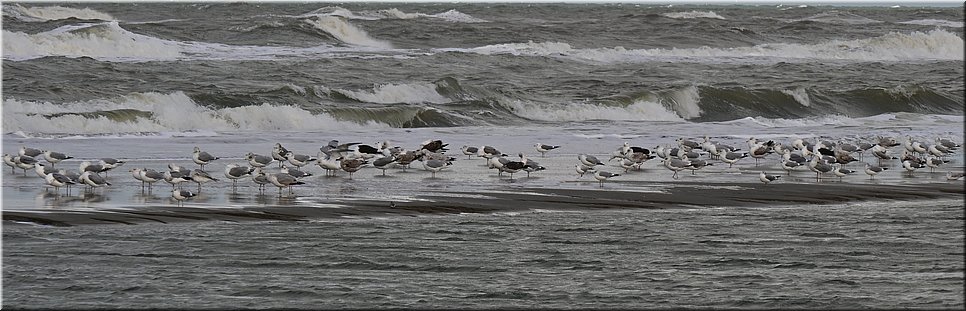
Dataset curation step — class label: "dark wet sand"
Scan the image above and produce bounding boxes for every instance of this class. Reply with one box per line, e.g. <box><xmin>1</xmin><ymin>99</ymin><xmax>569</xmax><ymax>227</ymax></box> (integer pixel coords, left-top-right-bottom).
<box><xmin>5</xmin><ymin>181</ymin><xmax>963</xmax><ymax>227</ymax></box>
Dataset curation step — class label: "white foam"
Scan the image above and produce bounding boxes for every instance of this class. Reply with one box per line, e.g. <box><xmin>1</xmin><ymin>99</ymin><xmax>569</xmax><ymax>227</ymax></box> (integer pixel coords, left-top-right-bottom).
<box><xmin>443</xmin><ymin>29</ymin><xmax>964</xmax><ymax>63</ymax></box>
<box><xmin>2</xmin><ymin>22</ymin><xmax>182</xmax><ymax>61</ymax></box>
<box><xmin>303</xmin><ymin>16</ymin><xmax>392</xmax><ymax>48</ymax></box>
<box><xmin>662</xmin><ymin>11</ymin><xmax>726</xmax><ymax>20</ymax></box>
<box><xmin>429</xmin><ymin>9</ymin><xmax>488</xmax><ymax>23</ymax></box>
<box><xmin>2</xmin><ymin>4</ymin><xmax>114</xmax><ymax>22</ymax></box>
<box><xmin>336</xmin><ymin>83</ymin><xmax>449</xmax><ymax>104</ymax></box>
<box><xmin>2</xmin><ymin>92</ymin><xmax>387</xmax><ymax>135</ymax></box>
<box><xmin>665</xmin><ymin>86</ymin><xmax>702</xmax><ymax>119</ymax></box>
<box><xmin>781</xmin><ymin>87</ymin><xmax>811</xmax><ymax>107</ymax></box>
<box><xmin>898</xmin><ymin>19</ymin><xmax>964</xmax><ymax>28</ymax></box>
<box><xmin>505</xmin><ymin>99</ymin><xmax>685</xmax><ymax>122</ymax></box>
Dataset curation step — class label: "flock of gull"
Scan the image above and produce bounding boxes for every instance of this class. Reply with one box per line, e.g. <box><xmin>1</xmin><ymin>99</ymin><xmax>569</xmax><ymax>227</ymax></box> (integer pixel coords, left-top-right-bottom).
<box><xmin>3</xmin><ymin>135</ymin><xmax>964</xmax><ymax>206</ymax></box>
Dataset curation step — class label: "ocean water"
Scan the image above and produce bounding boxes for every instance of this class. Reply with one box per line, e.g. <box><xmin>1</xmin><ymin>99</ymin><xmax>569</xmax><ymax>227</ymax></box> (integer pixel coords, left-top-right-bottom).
<box><xmin>2</xmin><ymin>2</ymin><xmax>964</xmax><ymax>309</ymax></box>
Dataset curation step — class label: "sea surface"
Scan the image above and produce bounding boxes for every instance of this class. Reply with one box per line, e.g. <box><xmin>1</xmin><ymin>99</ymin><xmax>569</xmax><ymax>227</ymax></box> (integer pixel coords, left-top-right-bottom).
<box><xmin>2</xmin><ymin>2</ymin><xmax>964</xmax><ymax>309</ymax></box>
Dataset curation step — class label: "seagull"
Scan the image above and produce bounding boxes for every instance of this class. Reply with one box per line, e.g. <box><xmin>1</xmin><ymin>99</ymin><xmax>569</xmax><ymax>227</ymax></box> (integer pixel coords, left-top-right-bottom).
<box><xmin>317</xmin><ymin>153</ymin><xmax>342</xmax><ymax>176</ymax></box>
<box><xmin>163</xmin><ymin>169</ymin><xmax>192</xmax><ymax>190</ymax></box>
<box><xmin>98</xmin><ymin>158</ymin><xmax>125</xmax><ymax>174</ymax></box>
<box><xmin>14</xmin><ymin>155</ymin><xmax>38</xmax><ymax>175</ymax></box>
<box><xmin>663</xmin><ymin>158</ymin><xmax>692</xmax><ymax>179</ymax></box>
<box><xmin>593</xmin><ymin>170</ymin><xmax>620</xmax><ymax>187</ymax></box>
<box><xmin>420</xmin><ymin>139</ymin><xmax>448</xmax><ymax>153</ymax></box>
<box><xmin>190</xmin><ymin>169</ymin><xmax>218</xmax><ymax>192</ymax></box>
<box><xmin>131</xmin><ymin>167</ymin><xmax>147</xmax><ymax>190</ymax></box>
<box><xmin>480</xmin><ymin>146</ymin><xmax>503</xmax><ymax>159</ymax></box>
<box><xmin>780</xmin><ymin>160</ymin><xmax>802</xmax><ymax>176</ymax></box>
<box><xmin>19</xmin><ymin>146</ymin><xmax>43</xmax><ymax>157</ymax></box>
<box><xmin>534</xmin><ymin>143</ymin><xmax>560</xmax><ymax>157</ymax></box>
<box><xmin>246</xmin><ymin>152</ymin><xmax>274</xmax><ymax>168</ymax></box>
<box><xmin>140</xmin><ymin>168</ymin><xmax>165</xmax><ymax>192</ymax></box>
<box><xmin>269</xmin><ymin>173</ymin><xmax>305</xmax><ymax>196</ymax></box>
<box><xmin>926</xmin><ymin>157</ymin><xmax>947</xmax><ymax>173</ymax></box>
<box><xmin>687</xmin><ymin>159</ymin><xmax>713</xmax><ymax>175</ymax></box>
<box><xmin>79</xmin><ymin>171</ymin><xmax>110</xmax><ymax>193</ymax></box>
<box><xmin>578</xmin><ymin>154</ymin><xmax>604</xmax><ymax>167</ymax></box>
<box><xmin>421</xmin><ymin>159</ymin><xmax>453</xmax><ymax>178</ymax></box>
<box><xmin>460</xmin><ymin>146</ymin><xmax>479</xmax><ymax>159</ymax></box>
<box><xmin>281</xmin><ymin>165</ymin><xmax>312</xmax><ymax>179</ymax></box>
<box><xmin>946</xmin><ymin>171</ymin><xmax>964</xmax><ymax>181</ymax></box>
<box><xmin>575</xmin><ymin>164</ymin><xmax>596</xmax><ymax>178</ymax></box>
<box><xmin>34</xmin><ymin>163</ymin><xmax>56</xmax><ymax>179</ymax></box>
<box><xmin>3</xmin><ymin>154</ymin><xmax>18</xmax><ymax>174</ymax></box>
<box><xmin>225</xmin><ymin>164</ymin><xmax>255</xmax><ymax>190</ymax></box>
<box><xmin>833</xmin><ymin>166</ymin><xmax>856</xmax><ymax>181</ymax></box>
<box><xmin>171</xmin><ymin>189</ymin><xmax>197</xmax><ymax>207</ymax></box>
<box><xmin>340</xmin><ymin>157</ymin><xmax>367</xmax><ymax>179</ymax></box>
<box><xmin>902</xmin><ymin>160</ymin><xmax>925</xmax><ymax>176</ymax></box>
<box><xmin>320</xmin><ymin>140</ymin><xmax>359</xmax><ymax>159</ymax></box>
<box><xmin>371</xmin><ymin>155</ymin><xmax>397</xmax><ymax>176</ymax></box>
<box><xmin>42</xmin><ymin>150</ymin><xmax>73</xmax><ymax>168</ymax></box>
<box><xmin>192</xmin><ymin>146</ymin><xmax>219</xmax><ymax>170</ymax></box>
<box><xmin>719</xmin><ymin>151</ymin><xmax>748</xmax><ymax>168</ymax></box>
<box><xmin>864</xmin><ymin>163</ymin><xmax>887</xmax><ymax>180</ymax></box>
<box><xmin>759</xmin><ymin>171</ymin><xmax>781</xmax><ymax>184</ymax></box>
<box><xmin>45</xmin><ymin>172</ymin><xmax>76</xmax><ymax>195</ymax></box>
<box><xmin>252</xmin><ymin>169</ymin><xmax>270</xmax><ymax>193</ymax></box>
<box><xmin>273</xmin><ymin>143</ymin><xmax>291</xmax><ymax>167</ymax></box>
<box><xmin>79</xmin><ymin>160</ymin><xmax>110</xmax><ymax>174</ymax></box>
<box><xmin>286</xmin><ymin>152</ymin><xmax>317</xmax><ymax>168</ymax></box>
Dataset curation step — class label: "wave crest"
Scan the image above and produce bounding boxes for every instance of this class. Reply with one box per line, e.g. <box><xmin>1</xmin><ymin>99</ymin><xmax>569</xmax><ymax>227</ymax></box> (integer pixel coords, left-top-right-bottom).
<box><xmin>333</xmin><ymin>83</ymin><xmax>450</xmax><ymax>104</ymax></box>
<box><xmin>303</xmin><ymin>16</ymin><xmax>392</xmax><ymax>48</ymax></box>
<box><xmin>2</xmin><ymin>22</ymin><xmax>182</xmax><ymax>61</ymax></box>
<box><xmin>3</xmin><ymin>92</ymin><xmax>386</xmax><ymax>135</ymax></box>
<box><xmin>661</xmin><ymin>11</ymin><xmax>726</xmax><ymax>20</ymax></box>
<box><xmin>445</xmin><ymin>29</ymin><xmax>963</xmax><ymax>63</ymax></box>
<box><xmin>2</xmin><ymin>4</ymin><xmax>114</xmax><ymax>22</ymax></box>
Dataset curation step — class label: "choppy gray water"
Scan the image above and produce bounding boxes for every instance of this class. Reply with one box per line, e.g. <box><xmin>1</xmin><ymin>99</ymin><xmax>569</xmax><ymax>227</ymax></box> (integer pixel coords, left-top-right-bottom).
<box><xmin>4</xmin><ymin>199</ymin><xmax>964</xmax><ymax>309</ymax></box>
<box><xmin>2</xmin><ymin>2</ymin><xmax>965</xmax><ymax>309</ymax></box>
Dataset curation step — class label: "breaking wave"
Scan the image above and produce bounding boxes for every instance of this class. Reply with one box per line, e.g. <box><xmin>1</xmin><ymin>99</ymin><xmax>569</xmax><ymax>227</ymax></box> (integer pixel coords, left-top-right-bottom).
<box><xmin>661</xmin><ymin>11</ymin><xmax>726</xmax><ymax>20</ymax></box>
<box><xmin>897</xmin><ymin>19</ymin><xmax>964</xmax><ymax>28</ymax></box>
<box><xmin>299</xmin><ymin>6</ymin><xmax>486</xmax><ymax>23</ymax></box>
<box><xmin>303</xmin><ymin>16</ymin><xmax>392</xmax><ymax>48</ymax></box>
<box><xmin>443</xmin><ymin>29</ymin><xmax>963</xmax><ymax>63</ymax></box>
<box><xmin>2</xmin><ymin>4</ymin><xmax>114</xmax><ymax>22</ymax></box>
<box><xmin>2</xmin><ymin>22</ymin><xmax>183</xmax><ymax>61</ymax></box>
<box><xmin>2</xmin><ymin>92</ymin><xmax>387</xmax><ymax>135</ymax></box>
<box><xmin>793</xmin><ymin>11</ymin><xmax>883</xmax><ymax>25</ymax></box>
<box><xmin>332</xmin><ymin>83</ymin><xmax>450</xmax><ymax>104</ymax></box>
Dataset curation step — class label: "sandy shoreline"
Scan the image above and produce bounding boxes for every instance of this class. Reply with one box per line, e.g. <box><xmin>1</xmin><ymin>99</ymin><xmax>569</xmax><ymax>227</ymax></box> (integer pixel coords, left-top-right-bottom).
<box><xmin>4</xmin><ymin>181</ymin><xmax>963</xmax><ymax>227</ymax></box>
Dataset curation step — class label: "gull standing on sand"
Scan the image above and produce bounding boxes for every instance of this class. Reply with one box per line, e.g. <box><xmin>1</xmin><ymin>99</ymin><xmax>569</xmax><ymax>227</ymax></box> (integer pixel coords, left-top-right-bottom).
<box><xmin>171</xmin><ymin>189</ymin><xmax>197</xmax><ymax>207</ymax></box>
<box><xmin>946</xmin><ymin>171</ymin><xmax>964</xmax><ymax>181</ymax></box>
<box><xmin>251</xmin><ymin>169</ymin><xmax>270</xmax><ymax>193</ymax></box>
<box><xmin>286</xmin><ymin>152</ymin><xmax>317</xmax><ymax>168</ymax></box>
<box><xmin>371</xmin><ymin>155</ymin><xmax>397</xmax><ymax>176</ymax></box>
<box><xmin>340</xmin><ymin>158</ymin><xmax>367</xmax><ymax>179</ymax></box>
<box><xmin>593</xmin><ymin>170</ymin><xmax>620</xmax><ymax>187</ymax></box>
<box><xmin>14</xmin><ymin>155</ymin><xmax>38</xmax><ymax>176</ymax></box>
<box><xmin>34</xmin><ymin>163</ymin><xmax>56</xmax><ymax>179</ymax></box>
<box><xmin>273</xmin><ymin>143</ymin><xmax>291</xmax><ymax>167</ymax></box>
<box><xmin>578</xmin><ymin>154</ymin><xmax>604</xmax><ymax>167</ymax></box>
<box><xmin>79</xmin><ymin>171</ymin><xmax>110</xmax><ymax>193</ymax></box>
<box><xmin>4</xmin><ymin>154</ymin><xmax>18</xmax><ymax>173</ymax></box>
<box><xmin>140</xmin><ymin>168</ymin><xmax>165</xmax><ymax>192</ymax></box>
<box><xmin>576</xmin><ymin>164</ymin><xmax>596</xmax><ymax>178</ymax></box>
<box><xmin>19</xmin><ymin>146</ymin><xmax>43</xmax><ymax>158</ymax></box>
<box><xmin>535</xmin><ymin>143</ymin><xmax>560</xmax><ymax>157</ymax></box>
<box><xmin>42</xmin><ymin>150</ymin><xmax>73</xmax><ymax>168</ymax></box>
<box><xmin>460</xmin><ymin>146</ymin><xmax>479</xmax><ymax>159</ymax></box>
<box><xmin>759</xmin><ymin>171</ymin><xmax>781</xmax><ymax>184</ymax></box>
<box><xmin>833</xmin><ymin>165</ymin><xmax>856</xmax><ymax>181</ymax></box>
<box><xmin>421</xmin><ymin>159</ymin><xmax>453</xmax><ymax>178</ymax></box>
<box><xmin>225</xmin><ymin>164</ymin><xmax>255</xmax><ymax>190</ymax></box>
<box><xmin>864</xmin><ymin>163</ymin><xmax>888</xmax><ymax>179</ymax></box>
<box><xmin>163</xmin><ymin>169</ymin><xmax>192</xmax><ymax>190</ymax></box>
<box><xmin>190</xmin><ymin>169</ymin><xmax>218</xmax><ymax>192</ymax></box>
<box><xmin>663</xmin><ymin>158</ymin><xmax>692</xmax><ymax>179</ymax></box>
<box><xmin>268</xmin><ymin>173</ymin><xmax>304</xmax><ymax>196</ymax></box>
<box><xmin>281</xmin><ymin>165</ymin><xmax>312</xmax><ymax>179</ymax></box>
<box><xmin>45</xmin><ymin>172</ymin><xmax>77</xmax><ymax>195</ymax></box>
<box><xmin>317</xmin><ymin>153</ymin><xmax>342</xmax><ymax>176</ymax></box>
<box><xmin>192</xmin><ymin>147</ymin><xmax>219</xmax><ymax>170</ymax></box>
<box><xmin>246</xmin><ymin>152</ymin><xmax>274</xmax><ymax>168</ymax></box>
